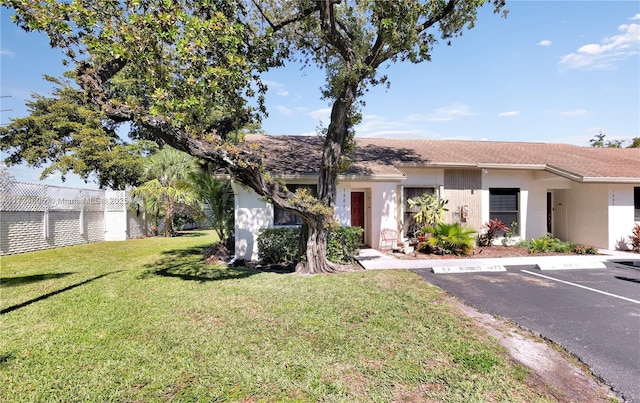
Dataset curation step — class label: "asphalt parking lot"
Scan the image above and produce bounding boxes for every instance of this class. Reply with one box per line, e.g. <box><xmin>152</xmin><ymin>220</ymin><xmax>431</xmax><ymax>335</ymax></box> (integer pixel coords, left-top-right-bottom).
<box><xmin>413</xmin><ymin>262</ymin><xmax>640</xmax><ymax>402</ymax></box>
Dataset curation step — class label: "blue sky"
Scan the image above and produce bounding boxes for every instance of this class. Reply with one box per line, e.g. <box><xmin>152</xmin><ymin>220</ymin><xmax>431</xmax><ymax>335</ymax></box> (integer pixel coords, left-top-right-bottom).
<box><xmin>1</xmin><ymin>1</ymin><xmax>639</xmax><ymax>188</ymax></box>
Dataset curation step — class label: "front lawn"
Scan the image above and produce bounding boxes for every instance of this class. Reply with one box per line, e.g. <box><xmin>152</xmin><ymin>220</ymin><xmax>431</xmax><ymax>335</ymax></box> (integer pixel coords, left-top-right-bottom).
<box><xmin>2</xmin><ymin>231</ymin><xmax>554</xmax><ymax>401</ymax></box>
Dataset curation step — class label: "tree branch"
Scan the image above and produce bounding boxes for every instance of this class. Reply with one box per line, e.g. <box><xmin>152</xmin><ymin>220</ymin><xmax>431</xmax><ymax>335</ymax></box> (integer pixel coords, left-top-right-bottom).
<box><xmin>318</xmin><ymin>0</ymin><xmax>355</xmax><ymax>65</ymax></box>
<box><xmin>76</xmin><ymin>60</ymin><xmax>312</xmax><ymax>221</ymax></box>
<box><xmin>253</xmin><ymin>0</ymin><xmax>321</xmax><ymax>32</ymax></box>
<box><xmin>418</xmin><ymin>0</ymin><xmax>456</xmax><ymax>33</ymax></box>
<box><xmin>364</xmin><ymin>33</ymin><xmax>387</xmax><ymax>69</ymax></box>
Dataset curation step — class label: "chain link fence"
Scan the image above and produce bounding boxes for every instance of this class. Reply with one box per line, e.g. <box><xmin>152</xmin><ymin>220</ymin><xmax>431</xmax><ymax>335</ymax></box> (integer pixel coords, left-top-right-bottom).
<box><xmin>1</xmin><ymin>180</ymin><xmax>149</xmax><ymax>255</ymax></box>
<box><xmin>0</xmin><ymin>180</ymin><xmax>105</xmax><ymax>212</ymax></box>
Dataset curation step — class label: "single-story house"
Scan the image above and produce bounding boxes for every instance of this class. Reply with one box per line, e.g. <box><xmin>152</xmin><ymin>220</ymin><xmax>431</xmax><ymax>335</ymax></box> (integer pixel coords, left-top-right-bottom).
<box><xmin>233</xmin><ymin>135</ymin><xmax>640</xmax><ymax>261</ymax></box>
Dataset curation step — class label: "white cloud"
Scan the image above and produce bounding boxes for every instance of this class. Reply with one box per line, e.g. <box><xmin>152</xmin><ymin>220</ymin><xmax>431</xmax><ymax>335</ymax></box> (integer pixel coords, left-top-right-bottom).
<box><xmin>407</xmin><ymin>103</ymin><xmax>473</xmax><ymax>122</ymax></box>
<box><xmin>354</xmin><ymin>114</ymin><xmax>439</xmax><ymax>139</ymax></box>
<box><xmin>538</xmin><ymin>40</ymin><xmax>552</xmax><ymax>47</ymax></box>
<box><xmin>498</xmin><ymin>111</ymin><xmax>519</xmax><ymax>117</ymax></box>
<box><xmin>632</xmin><ymin>13</ymin><xmax>640</xmax><ymax>20</ymax></box>
<box><xmin>263</xmin><ymin>80</ymin><xmax>289</xmax><ymax>96</ymax></box>
<box><xmin>275</xmin><ymin>105</ymin><xmax>294</xmax><ymax>116</ymax></box>
<box><xmin>559</xmin><ymin>20</ymin><xmax>640</xmax><ymax>70</ymax></box>
<box><xmin>0</xmin><ymin>49</ymin><xmax>15</xmax><ymax>57</ymax></box>
<box><xmin>308</xmin><ymin>107</ymin><xmax>331</xmax><ymax>122</ymax></box>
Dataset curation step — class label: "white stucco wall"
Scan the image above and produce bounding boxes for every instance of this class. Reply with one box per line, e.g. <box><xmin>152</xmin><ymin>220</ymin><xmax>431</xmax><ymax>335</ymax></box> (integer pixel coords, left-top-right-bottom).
<box><xmin>555</xmin><ymin>183</ymin><xmax>636</xmax><ymax>250</ymax></box>
<box><xmin>335</xmin><ymin>181</ymin><xmax>399</xmax><ymax>249</ymax></box>
<box><xmin>607</xmin><ymin>185</ymin><xmax>636</xmax><ymax>250</ymax></box>
<box><xmin>334</xmin><ymin>184</ymin><xmax>351</xmax><ymax>227</ymax></box>
<box><xmin>564</xmin><ymin>183</ymin><xmax>609</xmax><ymax>248</ymax></box>
<box><xmin>232</xmin><ymin>182</ymin><xmax>271</xmax><ymax>261</ymax></box>
<box><xmin>368</xmin><ymin>182</ymin><xmax>398</xmax><ymax>248</ymax></box>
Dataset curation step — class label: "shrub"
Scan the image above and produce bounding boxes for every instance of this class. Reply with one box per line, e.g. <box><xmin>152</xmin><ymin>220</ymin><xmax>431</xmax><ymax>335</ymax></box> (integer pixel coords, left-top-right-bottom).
<box><xmin>327</xmin><ymin>226</ymin><xmax>364</xmax><ymax>264</ymax></box>
<box><xmin>257</xmin><ymin>226</ymin><xmax>364</xmax><ymax>264</ymax></box>
<box><xmin>573</xmin><ymin>244</ymin><xmax>598</xmax><ymax>255</ymax></box>
<box><xmin>477</xmin><ymin>218</ymin><xmax>510</xmax><ymax>247</ymax></box>
<box><xmin>517</xmin><ymin>234</ymin><xmax>596</xmax><ymax>255</ymax></box>
<box><xmin>631</xmin><ymin>224</ymin><xmax>640</xmax><ymax>252</ymax></box>
<box><xmin>518</xmin><ymin>233</ymin><xmax>570</xmax><ymax>253</ymax></box>
<box><xmin>423</xmin><ymin>222</ymin><xmax>476</xmax><ymax>256</ymax></box>
<box><xmin>257</xmin><ymin>227</ymin><xmax>301</xmax><ymax>263</ymax></box>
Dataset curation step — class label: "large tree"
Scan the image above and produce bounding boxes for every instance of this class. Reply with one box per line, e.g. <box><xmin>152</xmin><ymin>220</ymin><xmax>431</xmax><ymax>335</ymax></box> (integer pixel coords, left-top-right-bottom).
<box><xmin>0</xmin><ymin>75</ymin><xmax>157</xmax><ymax>189</ymax></box>
<box><xmin>251</xmin><ymin>0</ymin><xmax>506</xmax><ymax>272</ymax></box>
<box><xmin>2</xmin><ymin>0</ymin><xmax>505</xmax><ymax>274</ymax></box>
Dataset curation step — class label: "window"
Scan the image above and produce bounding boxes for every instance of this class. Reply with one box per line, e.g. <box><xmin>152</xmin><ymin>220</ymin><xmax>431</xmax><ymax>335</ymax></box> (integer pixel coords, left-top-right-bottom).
<box><xmin>403</xmin><ymin>187</ymin><xmax>434</xmax><ymax>237</ymax></box>
<box><xmin>489</xmin><ymin>188</ymin><xmax>520</xmax><ymax>235</ymax></box>
<box><xmin>273</xmin><ymin>184</ymin><xmax>317</xmax><ymax>226</ymax></box>
<box><xmin>635</xmin><ymin>187</ymin><xmax>640</xmax><ymax>221</ymax></box>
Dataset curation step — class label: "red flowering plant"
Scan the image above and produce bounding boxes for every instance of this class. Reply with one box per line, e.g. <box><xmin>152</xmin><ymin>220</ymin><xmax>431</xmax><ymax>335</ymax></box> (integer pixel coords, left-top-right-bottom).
<box><xmin>477</xmin><ymin>218</ymin><xmax>510</xmax><ymax>247</ymax></box>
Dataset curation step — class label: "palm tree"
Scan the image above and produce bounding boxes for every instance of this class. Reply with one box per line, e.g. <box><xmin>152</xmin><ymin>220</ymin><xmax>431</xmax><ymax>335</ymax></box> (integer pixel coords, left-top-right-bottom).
<box><xmin>131</xmin><ymin>148</ymin><xmax>199</xmax><ymax>237</ymax></box>
<box><xmin>188</xmin><ymin>165</ymin><xmax>234</xmax><ymax>244</ymax></box>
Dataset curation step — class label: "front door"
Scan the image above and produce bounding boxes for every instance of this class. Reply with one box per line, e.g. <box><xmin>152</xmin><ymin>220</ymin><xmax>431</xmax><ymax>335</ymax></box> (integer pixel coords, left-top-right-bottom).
<box><xmin>547</xmin><ymin>192</ymin><xmax>552</xmax><ymax>234</ymax></box>
<box><xmin>351</xmin><ymin>192</ymin><xmax>365</xmax><ymax>242</ymax></box>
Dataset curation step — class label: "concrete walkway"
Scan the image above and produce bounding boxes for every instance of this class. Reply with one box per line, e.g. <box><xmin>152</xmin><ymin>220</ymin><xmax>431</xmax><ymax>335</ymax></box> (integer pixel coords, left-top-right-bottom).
<box><xmin>355</xmin><ymin>247</ymin><xmax>640</xmax><ymax>271</ymax></box>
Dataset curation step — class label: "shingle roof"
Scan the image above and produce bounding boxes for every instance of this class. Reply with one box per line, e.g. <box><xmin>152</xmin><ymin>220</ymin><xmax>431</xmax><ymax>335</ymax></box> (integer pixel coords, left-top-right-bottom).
<box><xmin>246</xmin><ymin>135</ymin><xmax>640</xmax><ymax>182</ymax></box>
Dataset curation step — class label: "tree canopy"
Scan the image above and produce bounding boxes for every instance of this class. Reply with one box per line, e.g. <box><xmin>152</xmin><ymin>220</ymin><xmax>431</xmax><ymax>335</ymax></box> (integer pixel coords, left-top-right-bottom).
<box><xmin>1</xmin><ymin>0</ymin><xmax>506</xmax><ymax>273</ymax></box>
<box><xmin>589</xmin><ymin>131</ymin><xmax>639</xmax><ymax>148</ymax></box>
<box><xmin>0</xmin><ymin>75</ymin><xmax>158</xmax><ymax>189</ymax></box>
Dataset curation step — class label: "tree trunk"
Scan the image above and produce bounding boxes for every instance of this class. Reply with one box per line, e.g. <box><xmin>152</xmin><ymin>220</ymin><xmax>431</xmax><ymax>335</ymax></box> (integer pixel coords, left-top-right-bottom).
<box><xmin>295</xmin><ymin>82</ymin><xmax>359</xmax><ymax>274</ymax></box>
<box><xmin>164</xmin><ymin>202</ymin><xmax>175</xmax><ymax>237</ymax></box>
<box><xmin>295</xmin><ymin>219</ymin><xmax>342</xmax><ymax>274</ymax></box>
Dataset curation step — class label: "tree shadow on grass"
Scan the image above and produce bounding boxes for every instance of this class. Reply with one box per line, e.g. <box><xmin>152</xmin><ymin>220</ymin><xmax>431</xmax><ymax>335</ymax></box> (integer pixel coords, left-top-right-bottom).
<box><xmin>0</xmin><ymin>272</ymin><xmax>75</xmax><ymax>288</ymax></box>
<box><xmin>1</xmin><ymin>271</ymin><xmax>122</xmax><ymax>315</ymax></box>
<box><xmin>173</xmin><ymin>231</ymin><xmax>208</xmax><ymax>238</ymax></box>
<box><xmin>160</xmin><ymin>246</ymin><xmax>208</xmax><ymax>258</ymax></box>
<box><xmin>154</xmin><ymin>265</ymin><xmax>258</xmax><ymax>282</ymax></box>
<box><xmin>142</xmin><ymin>246</ymin><xmax>259</xmax><ymax>282</ymax></box>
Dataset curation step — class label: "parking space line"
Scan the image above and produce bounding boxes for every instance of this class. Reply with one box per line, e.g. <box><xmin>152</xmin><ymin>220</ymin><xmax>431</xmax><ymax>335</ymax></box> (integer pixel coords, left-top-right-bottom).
<box><xmin>521</xmin><ymin>270</ymin><xmax>640</xmax><ymax>305</ymax></box>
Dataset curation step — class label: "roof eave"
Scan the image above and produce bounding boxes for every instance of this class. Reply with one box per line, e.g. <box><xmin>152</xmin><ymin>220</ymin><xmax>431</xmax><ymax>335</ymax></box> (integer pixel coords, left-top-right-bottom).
<box><xmin>265</xmin><ymin>173</ymin><xmax>407</xmax><ymax>183</ymax></box>
<box><xmin>396</xmin><ymin>162</ymin><xmax>548</xmax><ymax>170</ymax></box>
<box><xmin>546</xmin><ymin>165</ymin><xmax>640</xmax><ymax>183</ymax></box>
<box><xmin>581</xmin><ymin>177</ymin><xmax>640</xmax><ymax>184</ymax></box>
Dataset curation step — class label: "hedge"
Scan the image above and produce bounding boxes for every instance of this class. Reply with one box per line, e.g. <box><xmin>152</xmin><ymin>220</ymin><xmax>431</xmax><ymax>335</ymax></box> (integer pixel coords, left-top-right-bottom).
<box><xmin>257</xmin><ymin>226</ymin><xmax>364</xmax><ymax>264</ymax></box>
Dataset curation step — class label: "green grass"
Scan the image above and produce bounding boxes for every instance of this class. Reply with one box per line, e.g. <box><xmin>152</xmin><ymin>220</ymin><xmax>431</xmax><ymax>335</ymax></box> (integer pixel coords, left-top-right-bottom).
<box><xmin>1</xmin><ymin>231</ymin><xmax>554</xmax><ymax>402</ymax></box>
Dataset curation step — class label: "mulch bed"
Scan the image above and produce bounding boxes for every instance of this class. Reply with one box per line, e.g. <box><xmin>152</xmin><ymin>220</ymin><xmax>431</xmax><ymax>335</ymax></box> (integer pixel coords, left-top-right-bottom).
<box><xmin>390</xmin><ymin>245</ymin><xmax>577</xmax><ymax>260</ymax></box>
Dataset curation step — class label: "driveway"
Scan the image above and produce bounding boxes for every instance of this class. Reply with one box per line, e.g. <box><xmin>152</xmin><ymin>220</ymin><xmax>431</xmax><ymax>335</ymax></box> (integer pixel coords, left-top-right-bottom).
<box><xmin>412</xmin><ymin>262</ymin><xmax>640</xmax><ymax>402</ymax></box>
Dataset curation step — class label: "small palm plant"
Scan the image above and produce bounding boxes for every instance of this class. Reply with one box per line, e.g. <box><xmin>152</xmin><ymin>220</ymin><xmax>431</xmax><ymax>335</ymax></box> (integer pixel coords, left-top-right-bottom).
<box><xmin>423</xmin><ymin>223</ymin><xmax>476</xmax><ymax>256</ymax></box>
<box><xmin>189</xmin><ymin>165</ymin><xmax>234</xmax><ymax>244</ymax></box>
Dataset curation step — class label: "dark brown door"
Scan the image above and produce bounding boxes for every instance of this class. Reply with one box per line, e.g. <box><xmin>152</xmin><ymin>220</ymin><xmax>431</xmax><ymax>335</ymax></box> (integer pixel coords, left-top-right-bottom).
<box><xmin>547</xmin><ymin>192</ymin><xmax>552</xmax><ymax>234</ymax></box>
<box><xmin>351</xmin><ymin>192</ymin><xmax>365</xmax><ymax>242</ymax></box>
